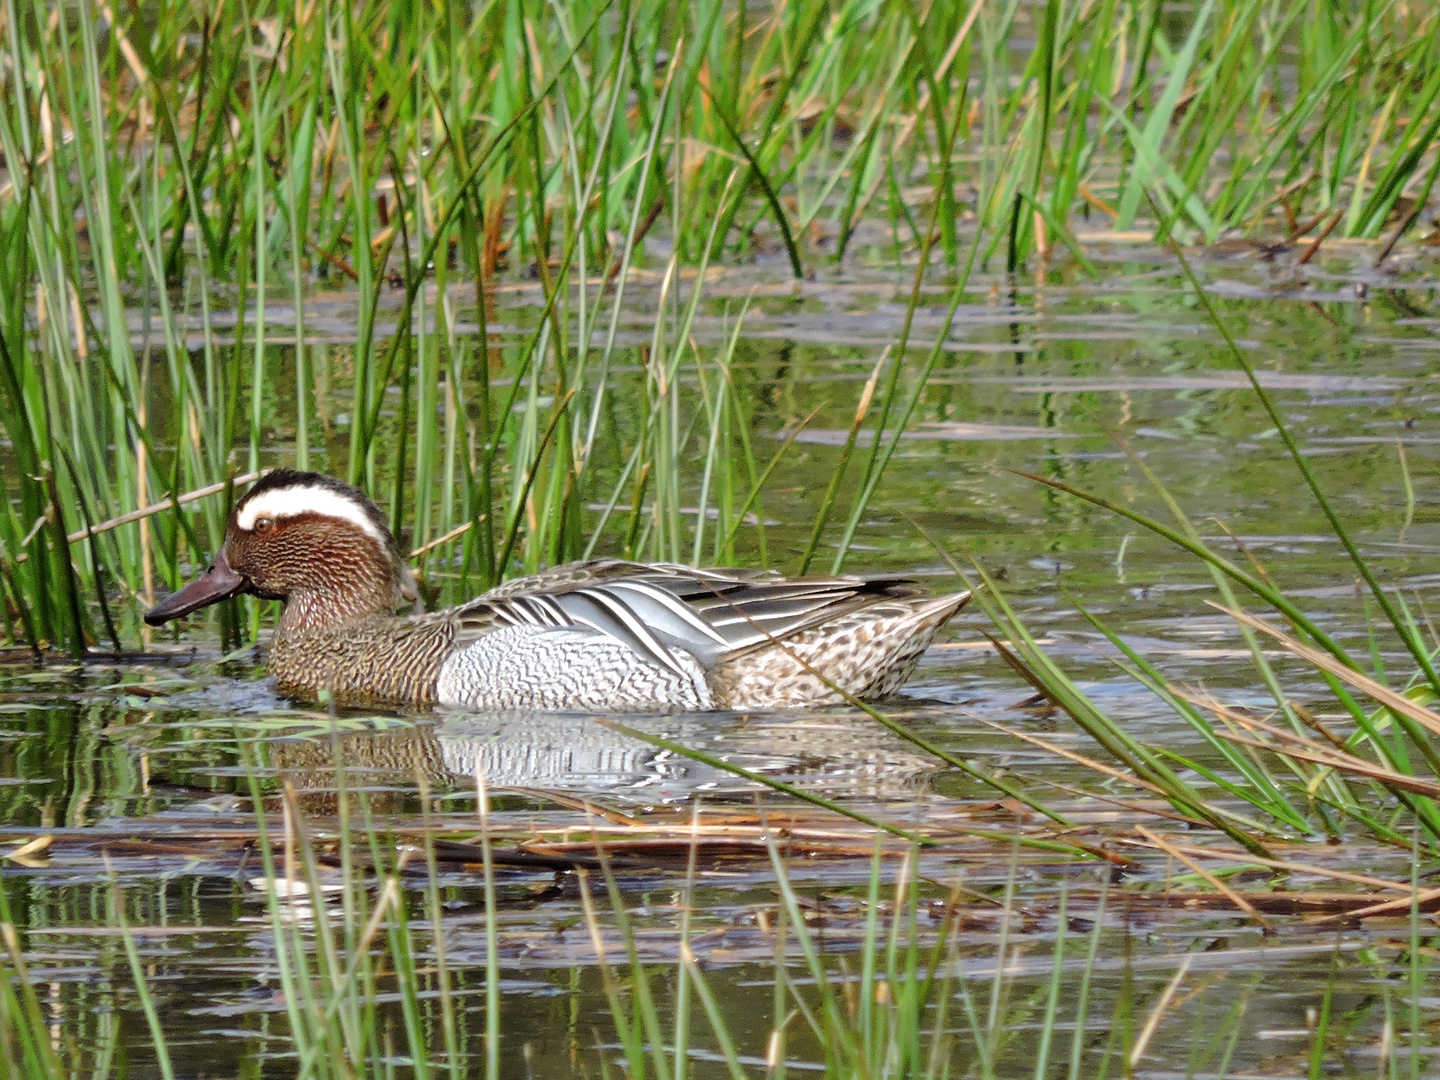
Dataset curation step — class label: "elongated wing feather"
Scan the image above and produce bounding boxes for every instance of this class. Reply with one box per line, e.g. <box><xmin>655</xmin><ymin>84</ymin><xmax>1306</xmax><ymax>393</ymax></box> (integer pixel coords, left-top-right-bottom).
<box><xmin>450</xmin><ymin>560</ymin><xmax>930</xmax><ymax>671</ymax></box>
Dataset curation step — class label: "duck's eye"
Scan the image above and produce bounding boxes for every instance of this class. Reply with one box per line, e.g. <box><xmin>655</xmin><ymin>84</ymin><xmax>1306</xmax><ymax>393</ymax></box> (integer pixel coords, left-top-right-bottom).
<box><xmin>254</xmin><ymin>517</ymin><xmax>275</xmax><ymax>534</ymax></box>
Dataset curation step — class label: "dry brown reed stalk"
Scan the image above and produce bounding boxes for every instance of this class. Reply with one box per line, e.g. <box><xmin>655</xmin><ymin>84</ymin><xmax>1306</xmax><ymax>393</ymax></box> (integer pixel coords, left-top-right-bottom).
<box><xmin>492</xmin><ymin>787</ymin><xmax>647</xmax><ymax>826</ymax></box>
<box><xmin>1179</xmin><ymin>685</ymin><xmax>1440</xmax><ymax>799</ymax></box>
<box><xmin>1214</xmin><ymin>604</ymin><xmax>1440</xmax><ymax>739</ymax></box>
<box><xmin>408</xmin><ymin>520</ymin><xmax>473</xmax><ymax>560</ymax></box>
<box><xmin>963</xmin><ymin>712</ymin><xmax>1171</xmax><ymax>799</ymax></box>
<box><xmin>1296</xmin><ymin>208</ymin><xmax>1346</xmax><ymax>264</ymax></box>
<box><xmin>1301</xmin><ymin>888</ymin><xmax>1440</xmax><ymax>928</ymax></box>
<box><xmin>69</xmin><ymin>471</ymin><xmax>267</xmax><ymax>542</ymax></box>
<box><xmin>1112</xmin><ymin>836</ymin><xmax>1417</xmax><ymax>894</ymax></box>
<box><xmin>1217</xmin><ymin>732</ymin><xmax>1440</xmax><ymax>799</ymax></box>
<box><xmin>1288</xmin><ymin>700</ymin><xmax>1354</xmax><ymax>752</ymax></box>
<box><xmin>1135</xmin><ymin>825</ymin><xmax>1276</xmax><ymax>933</ymax></box>
<box><xmin>9</xmin><ymin>472</ymin><xmax>267</xmax><ymax>567</ymax></box>
<box><xmin>1127</xmin><ymin>953</ymin><xmax>1195</xmax><ymax>1070</ymax></box>
<box><xmin>1031</xmin><ymin>778</ymin><xmax>1214</xmax><ymax>829</ymax></box>
<box><xmin>1120</xmin><ymin>891</ymin><xmax>1436</xmax><ymax>917</ymax></box>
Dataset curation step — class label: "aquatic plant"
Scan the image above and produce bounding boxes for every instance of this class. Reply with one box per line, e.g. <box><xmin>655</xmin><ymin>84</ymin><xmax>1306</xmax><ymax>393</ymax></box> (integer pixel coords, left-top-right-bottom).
<box><xmin>963</xmin><ymin>238</ymin><xmax>1440</xmax><ymax>856</ymax></box>
<box><xmin>0</xmin><ymin>0</ymin><xmax>1436</xmax><ymax>651</ymax></box>
<box><xmin>6</xmin><ymin>756</ymin><xmax>1437</xmax><ymax>1078</ymax></box>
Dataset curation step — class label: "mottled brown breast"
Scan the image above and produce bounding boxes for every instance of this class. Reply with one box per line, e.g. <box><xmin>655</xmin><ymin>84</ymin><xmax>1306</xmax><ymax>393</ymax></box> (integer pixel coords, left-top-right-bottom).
<box><xmin>267</xmin><ymin>614</ymin><xmax>459</xmax><ymax>707</ymax></box>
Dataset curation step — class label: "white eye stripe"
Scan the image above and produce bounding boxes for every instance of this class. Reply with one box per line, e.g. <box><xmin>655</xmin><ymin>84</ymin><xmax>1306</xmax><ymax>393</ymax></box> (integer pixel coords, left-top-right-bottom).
<box><xmin>235</xmin><ymin>486</ymin><xmax>391</xmax><ymax>548</ymax></box>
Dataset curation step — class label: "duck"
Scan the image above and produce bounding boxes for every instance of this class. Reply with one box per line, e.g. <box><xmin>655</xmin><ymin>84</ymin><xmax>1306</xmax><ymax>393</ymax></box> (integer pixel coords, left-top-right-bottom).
<box><xmin>145</xmin><ymin>470</ymin><xmax>971</xmax><ymax>712</ymax></box>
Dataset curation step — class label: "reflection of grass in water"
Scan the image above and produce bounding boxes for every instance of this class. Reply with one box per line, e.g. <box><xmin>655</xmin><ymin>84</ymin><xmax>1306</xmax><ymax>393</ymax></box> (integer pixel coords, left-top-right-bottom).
<box><xmin>0</xmin><ymin>792</ymin><xmax>1189</xmax><ymax>1078</ymax></box>
<box><xmin>2</xmin><ymin>744</ymin><xmax>1436</xmax><ymax>1077</ymax></box>
<box><xmin>1</xmin><ymin>1</ymin><xmax>1438</xmax><ymax>650</ymax></box>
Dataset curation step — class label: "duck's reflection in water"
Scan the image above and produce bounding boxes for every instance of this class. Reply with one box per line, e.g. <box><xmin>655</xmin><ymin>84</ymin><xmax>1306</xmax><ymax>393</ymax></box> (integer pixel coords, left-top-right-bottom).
<box><xmin>269</xmin><ymin>709</ymin><xmax>940</xmax><ymax>805</ymax></box>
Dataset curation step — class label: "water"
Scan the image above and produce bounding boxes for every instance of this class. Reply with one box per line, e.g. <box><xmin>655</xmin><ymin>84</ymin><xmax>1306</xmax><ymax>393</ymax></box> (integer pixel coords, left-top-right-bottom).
<box><xmin>7</xmin><ymin>243</ymin><xmax>1440</xmax><ymax>1076</ymax></box>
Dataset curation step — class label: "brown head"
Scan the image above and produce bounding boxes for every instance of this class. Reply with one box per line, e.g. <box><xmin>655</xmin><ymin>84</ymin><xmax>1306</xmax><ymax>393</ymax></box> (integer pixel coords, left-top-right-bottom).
<box><xmin>145</xmin><ymin>470</ymin><xmax>409</xmax><ymax>632</ymax></box>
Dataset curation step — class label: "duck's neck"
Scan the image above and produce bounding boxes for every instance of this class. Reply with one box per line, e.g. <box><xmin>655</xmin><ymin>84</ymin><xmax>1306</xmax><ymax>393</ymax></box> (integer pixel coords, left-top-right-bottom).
<box><xmin>277</xmin><ymin>579</ymin><xmax>403</xmax><ymax>636</ymax></box>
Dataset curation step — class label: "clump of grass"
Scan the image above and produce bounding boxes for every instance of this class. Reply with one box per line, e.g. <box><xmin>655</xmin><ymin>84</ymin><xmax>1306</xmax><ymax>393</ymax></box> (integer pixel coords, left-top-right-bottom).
<box><xmin>960</xmin><ymin>236</ymin><xmax>1440</xmax><ymax>855</ymax></box>
<box><xmin>0</xmin><ymin>1</ymin><xmax>1437</xmax><ymax>651</ymax></box>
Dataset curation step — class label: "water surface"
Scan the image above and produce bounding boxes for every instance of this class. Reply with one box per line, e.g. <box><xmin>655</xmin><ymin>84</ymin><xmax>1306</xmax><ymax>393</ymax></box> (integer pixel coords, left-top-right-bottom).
<box><xmin>7</xmin><ymin>243</ymin><xmax>1440</xmax><ymax>1076</ymax></box>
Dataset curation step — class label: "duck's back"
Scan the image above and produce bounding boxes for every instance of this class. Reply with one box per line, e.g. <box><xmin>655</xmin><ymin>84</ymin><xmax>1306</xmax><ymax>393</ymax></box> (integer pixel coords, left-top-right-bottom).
<box><xmin>434</xmin><ymin>560</ymin><xmax>970</xmax><ymax>712</ymax></box>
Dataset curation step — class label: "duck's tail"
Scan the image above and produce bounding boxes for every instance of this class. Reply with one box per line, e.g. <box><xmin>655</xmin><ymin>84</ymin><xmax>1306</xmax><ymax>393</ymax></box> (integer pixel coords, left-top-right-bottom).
<box><xmin>711</xmin><ymin>589</ymin><xmax>971</xmax><ymax>709</ymax></box>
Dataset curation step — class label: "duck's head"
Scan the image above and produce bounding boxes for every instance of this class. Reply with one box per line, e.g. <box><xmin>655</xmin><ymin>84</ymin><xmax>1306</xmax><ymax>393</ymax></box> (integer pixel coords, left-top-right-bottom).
<box><xmin>145</xmin><ymin>470</ymin><xmax>409</xmax><ymax>631</ymax></box>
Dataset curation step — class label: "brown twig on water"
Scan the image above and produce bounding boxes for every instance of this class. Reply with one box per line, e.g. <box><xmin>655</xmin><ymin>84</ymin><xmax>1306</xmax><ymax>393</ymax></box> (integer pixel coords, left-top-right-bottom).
<box><xmin>1260</xmin><ymin>170</ymin><xmax>1317</xmax><ymax>237</ymax></box>
<box><xmin>1136</xmin><ymin>825</ymin><xmax>1276</xmax><ymax>934</ymax></box>
<box><xmin>1374</xmin><ymin>200</ymin><xmax>1426</xmax><ymax>267</ymax></box>
<box><xmin>1296</xmin><ymin>209</ymin><xmax>1344</xmax><ymax>265</ymax></box>
<box><xmin>1301</xmin><ymin>885</ymin><xmax>1440</xmax><ymax>928</ymax></box>
<box><xmin>1113</xmin><ymin>834</ymin><xmax>1415</xmax><ymax>894</ymax></box>
<box><xmin>1286</xmin><ymin>205</ymin><xmax>1331</xmax><ymax>243</ymax></box>
<box><xmin>964</xmin><ymin>712</ymin><xmax>1173</xmax><ymax>803</ymax></box>
<box><xmin>305</xmin><ymin>234</ymin><xmax>362</xmax><ymax>281</ymax></box>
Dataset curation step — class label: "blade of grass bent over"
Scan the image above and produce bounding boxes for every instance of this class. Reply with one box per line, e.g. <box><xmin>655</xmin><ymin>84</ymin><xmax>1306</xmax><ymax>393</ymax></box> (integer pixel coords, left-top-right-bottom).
<box><xmin>797</xmin><ymin>349</ymin><xmax>886</xmax><ymax>576</ymax></box>
<box><xmin>1003</xmin><ymin>467</ymin><xmax>1361</xmax><ymax>671</ymax></box>
<box><xmin>701</xmin><ymin>81</ymin><xmax>803</xmax><ymax>278</ymax></box>
<box><xmin>905</xmin><ymin>511</ymin><xmax>1273</xmax><ymax>846</ymax></box>
<box><xmin>1007</xmin><ymin>462</ymin><xmax>1440</xmax><ymax>781</ymax></box>
<box><xmin>1100</xmin><ymin>421</ymin><xmax>1316</xmax><ymax>744</ymax></box>
<box><xmin>1064</xmin><ymin>586</ymin><xmax>1315</xmax><ymax>832</ymax></box>
<box><xmin>949</xmin><ymin>552</ymin><xmax>1272</xmax><ymax>853</ymax></box>
<box><xmin>1221</xmin><ymin>604</ymin><xmax>1440</xmax><ymax>747</ymax></box>
<box><xmin>1163</xmin><ymin>218</ymin><xmax>1440</xmax><ymax>704</ymax></box>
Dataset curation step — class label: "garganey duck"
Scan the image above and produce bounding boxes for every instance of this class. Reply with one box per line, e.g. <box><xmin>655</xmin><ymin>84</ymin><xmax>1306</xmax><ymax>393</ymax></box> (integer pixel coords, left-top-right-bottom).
<box><xmin>145</xmin><ymin>470</ymin><xmax>971</xmax><ymax>712</ymax></box>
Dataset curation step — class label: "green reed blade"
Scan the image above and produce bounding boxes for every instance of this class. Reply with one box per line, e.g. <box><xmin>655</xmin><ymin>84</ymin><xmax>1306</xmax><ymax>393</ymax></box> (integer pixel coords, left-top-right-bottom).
<box><xmin>830</xmin><ymin>180</ymin><xmax>982</xmax><ymax>574</ymax></box>
<box><xmin>716</xmin><ymin>402</ymin><xmax>823</xmax><ymax>556</ymax></box>
<box><xmin>700</xmin><ymin>83</ymin><xmax>803</xmax><ymax>278</ymax></box>
<box><xmin>796</xmin><ymin>351</ymin><xmax>885</xmax><ymax>576</ymax></box>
